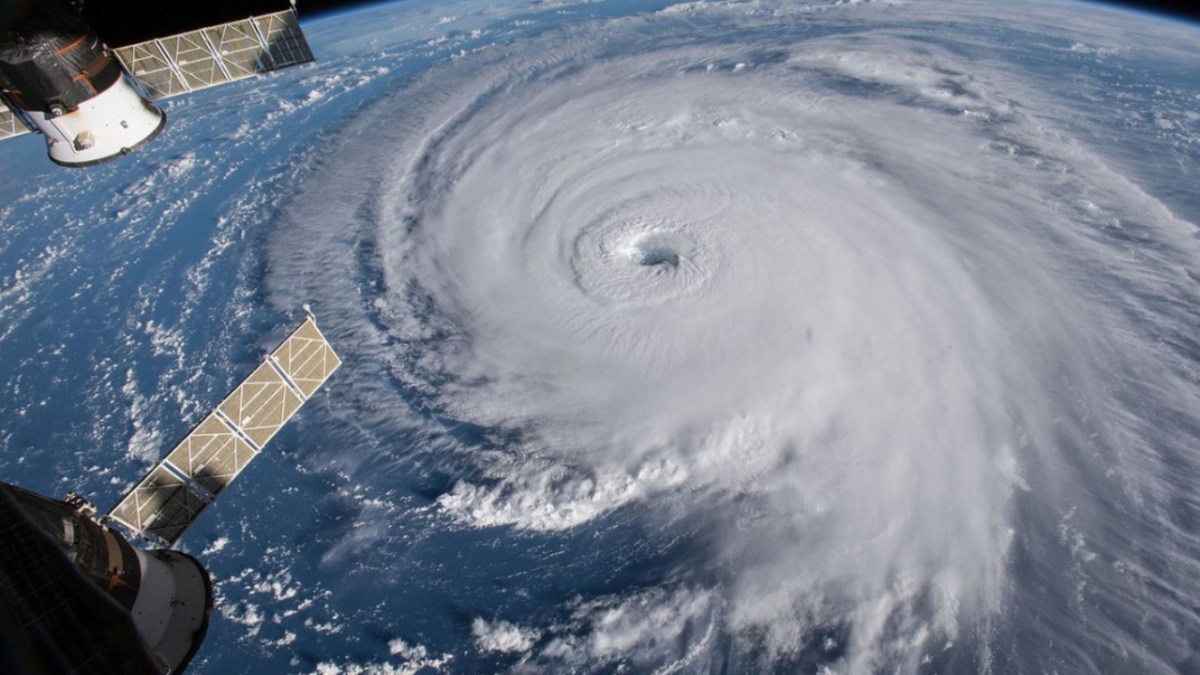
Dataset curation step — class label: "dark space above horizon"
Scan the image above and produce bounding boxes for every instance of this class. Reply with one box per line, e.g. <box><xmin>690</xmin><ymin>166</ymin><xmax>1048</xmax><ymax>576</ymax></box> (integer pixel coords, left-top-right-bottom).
<box><xmin>54</xmin><ymin>0</ymin><xmax>1200</xmax><ymax>50</ymax></box>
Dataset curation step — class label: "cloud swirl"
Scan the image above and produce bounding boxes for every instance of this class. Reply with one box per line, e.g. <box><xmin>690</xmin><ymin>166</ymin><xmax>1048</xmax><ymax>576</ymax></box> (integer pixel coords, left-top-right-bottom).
<box><xmin>269</xmin><ymin>2</ymin><xmax>1200</xmax><ymax>671</ymax></box>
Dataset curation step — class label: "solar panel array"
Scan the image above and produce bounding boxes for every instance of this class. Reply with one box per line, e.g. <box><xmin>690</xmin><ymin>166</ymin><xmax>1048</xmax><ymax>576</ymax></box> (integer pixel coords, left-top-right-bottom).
<box><xmin>0</xmin><ymin>100</ymin><xmax>30</xmax><ymax>140</ymax></box>
<box><xmin>113</xmin><ymin>9</ymin><xmax>315</xmax><ymax>101</ymax></box>
<box><xmin>106</xmin><ymin>316</ymin><xmax>340</xmax><ymax>546</ymax></box>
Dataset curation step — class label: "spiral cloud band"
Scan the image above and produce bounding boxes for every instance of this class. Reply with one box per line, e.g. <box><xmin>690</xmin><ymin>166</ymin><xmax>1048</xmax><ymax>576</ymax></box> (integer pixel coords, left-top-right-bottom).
<box><xmin>266</xmin><ymin>1</ymin><xmax>1200</xmax><ymax>671</ymax></box>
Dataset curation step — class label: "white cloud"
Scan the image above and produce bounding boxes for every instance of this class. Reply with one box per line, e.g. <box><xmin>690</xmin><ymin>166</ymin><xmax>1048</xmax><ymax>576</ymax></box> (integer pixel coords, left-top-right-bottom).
<box><xmin>471</xmin><ymin>617</ymin><xmax>541</xmax><ymax>654</ymax></box>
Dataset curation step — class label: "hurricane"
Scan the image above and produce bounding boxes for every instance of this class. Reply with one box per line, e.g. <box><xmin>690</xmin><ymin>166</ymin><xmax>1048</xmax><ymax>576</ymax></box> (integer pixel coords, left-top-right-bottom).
<box><xmin>2</xmin><ymin>0</ymin><xmax>1199</xmax><ymax>673</ymax></box>
<box><xmin>255</xmin><ymin>1</ymin><xmax>1200</xmax><ymax>671</ymax></box>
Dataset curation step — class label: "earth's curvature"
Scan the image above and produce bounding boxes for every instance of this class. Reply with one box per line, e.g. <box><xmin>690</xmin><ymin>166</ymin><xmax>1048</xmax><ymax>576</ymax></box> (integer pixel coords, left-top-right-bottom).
<box><xmin>2</xmin><ymin>0</ymin><xmax>1199</xmax><ymax>673</ymax></box>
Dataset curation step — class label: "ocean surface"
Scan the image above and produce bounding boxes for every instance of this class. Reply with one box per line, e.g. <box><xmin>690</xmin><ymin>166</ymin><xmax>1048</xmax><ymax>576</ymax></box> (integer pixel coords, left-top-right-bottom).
<box><xmin>1</xmin><ymin>1</ymin><xmax>1199</xmax><ymax>672</ymax></box>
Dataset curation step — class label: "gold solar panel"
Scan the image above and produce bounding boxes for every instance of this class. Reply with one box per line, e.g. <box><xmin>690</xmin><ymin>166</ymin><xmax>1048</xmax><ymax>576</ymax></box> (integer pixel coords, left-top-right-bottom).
<box><xmin>255</xmin><ymin>10</ymin><xmax>316</xmax><ymax>69</ymax></box>
<box><xmin>112</xmin><ymin>42</ymin><xmax>188</xmax><ymax>99</ymax></box>
<box><xmin>114</xmin><ymin>9</ymin><xmax>315</xmax><ymax>101</ymax></box>
<box><xmin>271</xmin><ymin>318</ymin><xmax>342</xmax><ymax>398</ymax></box>
<box><xmin>217</xmin><ymin>360</ymin><xmax>304</xmax><ymax>448</ymax></box>
<box><xmin>106</xmin><ymin>313</ymin><xmax>339</xmax><ymax>546</ymax></box>
<box><xmin>162</xmin><ymin>413</ymin><xmax>258</xmax><ymax>497</ymax></box>
<box><xmin>107</xmin><ymin>465</ymin><xmax>210</xmax><ymax>546</ymax></box>
<box><xmin>0</xmin><ymin>100</ymin><xmax>30</xmax><ymax>140</ymax></box>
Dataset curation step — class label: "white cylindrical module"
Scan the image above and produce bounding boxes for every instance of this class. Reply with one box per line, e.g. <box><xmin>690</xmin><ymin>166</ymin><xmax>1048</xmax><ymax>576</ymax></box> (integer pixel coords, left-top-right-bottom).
<box><xmin>0</xmin><ymin>481</ymin><xmax>213</xmax><ymax>674</ymax></box>
<box><xmin>0</xmin><ymin>3</ymin><xmax>166</xmax><ymax>167</ymax></box>
<box><xmin>27</xmin><ymin>75</ymin><xmax>165</xmax><ymax>167</ymax></box>
<box><xmin>129</xmin><ymin>548</ymin><xmax>213</xmax><ymax>673</ymax></box>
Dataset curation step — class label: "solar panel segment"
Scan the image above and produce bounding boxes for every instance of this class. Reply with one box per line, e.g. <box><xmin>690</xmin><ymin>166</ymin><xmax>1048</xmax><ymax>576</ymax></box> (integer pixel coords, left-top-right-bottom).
<box><xmin>106</xmin><ymin>316</ymin><xmax>339</xmax><ymax>546</ymax></box>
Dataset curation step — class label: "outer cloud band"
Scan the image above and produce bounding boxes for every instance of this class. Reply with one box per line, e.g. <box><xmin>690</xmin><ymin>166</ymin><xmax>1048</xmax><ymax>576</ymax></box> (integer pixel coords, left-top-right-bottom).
<box><xmin>269</xmin><ymin>2</ymin><xmax>1200</xmax><ymax>671</ymax></box>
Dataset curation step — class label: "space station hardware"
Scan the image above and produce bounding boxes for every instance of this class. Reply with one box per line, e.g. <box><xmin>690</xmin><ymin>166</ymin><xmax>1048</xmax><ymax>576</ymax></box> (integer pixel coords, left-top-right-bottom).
<box><xmin>0</xmin><ymin>1</ymin><xmax>163</xmax><ymax>166</ymax></box>
<box><xmin>112</xmin><ymin>8</ymin><xmax>315</xmax><ymax>100</ymax></box>
<box><xmin>0</xmin><ymin>314</ymin><xmax>340</xmax><ymax>674</ymax></box>
<box><xmin>106</xmin><ymin>313</ymin><xmax>341</xmax><ymax>546</ymax></box>
<box><xmin>0</xmin><ymin>0</ymin><xmax>314</xmax><ymax>167</ymax></box>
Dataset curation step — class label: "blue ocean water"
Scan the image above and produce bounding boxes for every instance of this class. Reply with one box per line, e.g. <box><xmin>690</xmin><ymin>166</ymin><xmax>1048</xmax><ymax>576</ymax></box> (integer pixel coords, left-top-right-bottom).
<box><xmin>1</xmin><ymin>1</ymin><xmax>1199</xmax><ymax>673</ymax></box>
